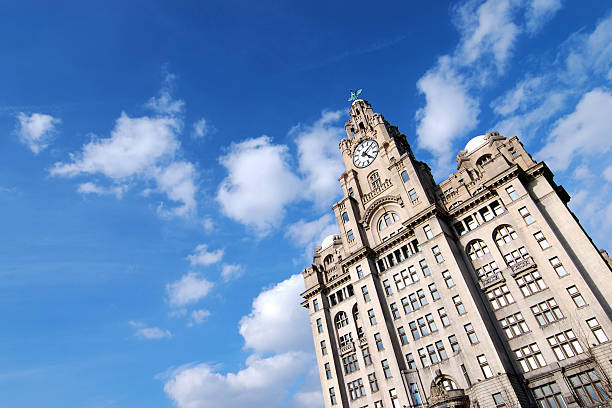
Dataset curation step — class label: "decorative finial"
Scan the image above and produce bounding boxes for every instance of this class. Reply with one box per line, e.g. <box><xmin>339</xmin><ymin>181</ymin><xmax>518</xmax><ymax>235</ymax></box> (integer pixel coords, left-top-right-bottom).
<box><xmin>348</xmin><ymin>89</ymin><xmax>363</xmax><ymax>102</ymax></box>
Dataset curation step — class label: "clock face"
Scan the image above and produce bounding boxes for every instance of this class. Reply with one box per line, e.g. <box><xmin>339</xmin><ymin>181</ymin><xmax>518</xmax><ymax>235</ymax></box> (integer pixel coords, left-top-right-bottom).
<box><xmin>353</xmin><ymin>139</ymin><xmax>379</xmax><ymax>168</ymax></box>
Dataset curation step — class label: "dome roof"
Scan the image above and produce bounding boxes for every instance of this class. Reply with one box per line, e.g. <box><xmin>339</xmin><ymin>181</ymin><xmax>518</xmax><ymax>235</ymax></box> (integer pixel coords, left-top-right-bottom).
<box><xmin>321</xmin><ymin>234</ymin><xmax>337</xmax><ymax>250</ymax></box>
<box><xmin>464</xmin><ymin>135</ymin><xmax>487</xmax><ymax>154</ymax></box>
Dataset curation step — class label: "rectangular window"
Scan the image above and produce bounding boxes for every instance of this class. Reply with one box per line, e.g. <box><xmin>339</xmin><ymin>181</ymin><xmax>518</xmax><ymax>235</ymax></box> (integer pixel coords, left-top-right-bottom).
<box><xmin>432</xmin><ymin>246</ymin><xmax>444</xmax><ymax>263</ymax></box>
<box><xmin>465</xmin><ymin>215</ymin><xmax>479</xmax><ymax>231</ymax></box>
<box><xmin>492</xmin><ymin>392</ymin><xmax>506</xmax><ymax>408</ymax></box>
<box><xmin>429</xmin><ymin>283</ymin><xmax>440</xmax><ymax>301</ymax></box>
<box><xmin>449</xmin><ymin>334</ymin><xmax>460</xmax><ymax>352</ymax></box>
<box><xmin>478</xmin><ymin>354</ymin><xmax>493</xmax><ymax>378</ymax></box>
<box><xmin>329</xmin><ymin>387</ymin><xmax>337</xmax><ymax>405</ymax></box>
<box><xmin>419</xmin><ymin>259</ymin><xmax>430</xmax><ymax>276</ymax></box>
<box><xmin>356</xmin><ymin>265</ymin><xmax>364</xmax><ymax>279</ymax></box>
<box><xmin>383</xmin><ymin>279</ymin><xmax>393</xmax><ymax>295</ymax></box>
<box><xmin>417</xmin><ymin>289</ymin><xmax>428</xmax><ymax>306</ymax></box>
<box><xmin>347</xmin><ymin>229</ymin><xmax>355</xmax><ymax>241</ymax></box>
<box><xmin>442</xmin><ymin>270</ymin><xmax>455</xmax><ymax>288</ymax></box>
<box><xmin>423</xmin><ymin>224</ymin><xmax>434</xmax><ymax>239</ymax></box>
<box><xmin>427</xmin><ymin>343</ymin><xmax>440</xmax><ymax>365</ymax></box>
<box><xmin>362</xmin><ymin>346</ymin><xmax>372</xmax><ymax>366</ymax></box>
<box><xmin>374</xmin><ymin>401</ymin><xmax>383</xmax><ymax>408</ymax></box>
<box><xmin>568</xmin><ymin>369</ymin><xmax>610</xmax><ymax>406</ymax></box>
<box><xmin>548</xmin><ymin>329</ymin><xmax>584</xmax><ymax>360</ymax></box>
<box><xmin>325</xmin><ymin>362</ymin><xmax>332</xmax><ymax>379</ymax></box>
<box><xmin>587</xmin><ymin>317</ymin><xmax>609</xmax><ymax>344</ymax></box>
<box><xmin>369</xmin><ymin>372</ymin><xmax>379</xmax><ymax>393</ymax></box>
<box><xmin>409</xmin><ymin>293</ymin><xmax>419</xmax><ymax>310</ymax></box>
<box><xmin>348</xmin><ymin>187</ymin><xmax>354</xmax><ymax>197</ymax></box>
<box><xmin>534</xmin><ymin>231</ymin><xmax>551</xmax><ymax>249</ymax></box>
<box><xmin>393</xmin><ymin>273</ymin><xmax>405</xmax><ymax>291</ymax></box>
<box><xmin>461</xmin><ymin>364</ymin><xmax>472</xmax><ymax>387</ymax></box>
<box><xmin>343</xmin><ymin>353</ymin><xmax>360</xmax><ymax>374</ymax></box>
<box><xmin>406</xmin><ymin>353</ymin><xmax>416</xmax><ymax>369</ymax></box>
<box><xmin>339</xmin><ymin>333</ymin><xmax>353</xmax><ymax>348</ymax></box>
<box><xmin>516</xmin><ymin>270</ymin><xmax>547</xmax><ymax>297</ymax></box>
<box><xmin>408</xmin><ymin>189</ymin><xmax>418</xmax><ymax>201</ymax></box>
<box><xmin>532</xmin><ymin>382</ymin><xmax>567</xmax><ymax>408</ymax></box>
<box><xmin>506</xmin><ymin>185</ymin><xmax>519</xmax><ymax>200</ymax></box>
<box><xmin>408</xmin><ymin>265</ymin><xmax>419</xmax><ymax>282</ymax></box>
<box><xmin>436</xmin><ymin>340</ymin><xmax>448</xmax><ymax>360</ymax></box>
<box><xmin>375</xmin><ymin>333</ymin><xmax>384</xmax><ymax>351</ymax></box>
<box><xmin>390</xmin><ymin>303</ymin><xmax>400</xmax><ymax>319</ymax></box>
<box><xmin>453</xmin><ymin>295</ymin><xmax>467</xmax><ymax>315</ymax></box>
<box><xmin>398</xmin><ymin>327</ymin><xmax>409</xmax><ymax>345</ymax></box>
<box><xmin>390</xmin><ymin>389</ymin><xmax>400</xmax><ymax>408</ymax></box>
<box><xmin>362</xmin><ymin>286</ymin><xmax>371</xmax><ymax>302</ymax></box>
<box><xmin>313</xmin><ymin>299</ymin><xmax>319</xmax><ymax>311</ymax></box>
<box><xmin>567</xmin><ymin>285</ymin><xmax>586</xmax><ymax>307</ymax></box>
<box><xmin>519</xmin><ymin>206</ymin><xmax>535</xmax><ymax>225</ymax></box>
<box><xmin>321</xmin><ymin>340</ymin><xmax>327</xmax><ymax>355</ymax></box>
<box><xmin>438</xmin><ymin>307</ymin><xmax>450</xmax><ymax>327</ymax></box>
<box><xmin>499</xmin><ymin>312</ymin><xmax>529</xmax><ymax>339</ymax></box>
<box><xmin>368</xmin><ymin>309</ymin><xmax>376</xmax><ymax>325</ymax></box>
<box><xmin>487</xmin><ymin>284</ymin><xmax>515</xmax><ymax>310</ymax></box>
<box><xmin>476</xmin><ymin>261</ymin><xmax>500</xmax><ymax>279</ymax></box>
<box><xmin>480</xmin><ymin>206</ymin><xmax>494</xmax><ymax>222</ymax></box>
<box><xmin>491</xmin><ymin>200</ymin><xmax>505</xmax><ymax>216</ymax></box>
<box><xmin>410</xmin><ymin>321</ymin><xmax>420</xmax><ymax>340</ymax></box>
<box><xmin>348</xmin><ymin>378</ymin><xmax>366</xmax><ymax>400</ymax></box>
<box><xmin>419</xmin><ymin>348</ymin><xmax>430</xmax><ymax>367</ymax></box>
<box><xmin>417</xmin><ymin>317</ymin><xmax>430</xmax><ymax>336</ymax></box>
<box><xmin>504</xmin><ymin>246</ymin><xmax>529</xmax><ymax>265</ymax></box>
<box><xmin>426</xmin><ymin>313</ymin><xmax>438</xmax><ymax>332</ymax></box>
<box><xmin>465</xmin><ymin>323</ymin><xmax>479</xmax><ymax>344</ymax></box>
<box><xmin>531</xmin><ymin>298</ymin><xmax>564</xmax><ymax>326</ymax></box>
<box><xmin>381</xmin><ymin>359</ymin><xmax>391</xmax><ymax>378</ymax></box>
<box><xmin>515</xmin><ymin>343</ymin><xmax>546</xmax><ymax>372</ymax></box>
<box><xmin>549</xmin><ymin>257</ymin><xmax>567</xmax><ymax>277</ymax></box>
<box><xmin>401</xmin><ymin>297</ymin><xmax>411</xmax><ymax>314</ymax></box>
<box><xmin>316</xmin><ymin>318</ymin><xmax>323</xmax><ymax>333</ymax></box>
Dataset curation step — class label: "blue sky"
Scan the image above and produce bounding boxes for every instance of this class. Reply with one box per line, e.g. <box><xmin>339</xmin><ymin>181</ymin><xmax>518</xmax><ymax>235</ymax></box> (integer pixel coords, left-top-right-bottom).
<box><xmin>1</xmin><ymin>1</ymin><xmax>612</xmax><ymax>407</ymax></box>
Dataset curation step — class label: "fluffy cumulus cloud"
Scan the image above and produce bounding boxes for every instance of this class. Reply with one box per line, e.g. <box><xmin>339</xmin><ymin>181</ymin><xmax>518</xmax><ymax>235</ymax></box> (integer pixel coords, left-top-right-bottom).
<box><xmin>216</xmin><ymin>136</ymin><xmax>302</xmax><ymax>234</ymax></box>
<box><xmin>129</xmin><ymin>321</ymin><xmax>172</xmax><ymax>340</ymax></box>
<box><xmin>49</xmin><ymin>78</ymin><xmax>198</xmax><ymax>217</ymax></box>
<box><xmin>164</xmin><ymin>274</ymin><xmax>321</xmax><ymax>408</ymax></box>
<box><xmin>537</xmin><ymin>89</ymin><xmax>612</xmax><ymax>171</ymax></box>
<box><xmin>166</xmin><ymin>272</ymin><xmax>214</xmax><ymax>308</ymax></box>
<box><xmin>292</xmin><ymin>110</ymin><xmax>345</xmax><ymax>205</ymax></box>
<box><xmin>187</xmin><ymin>309</ymin><xmax>210</xmax><ymax>327</ymax></box>
<box><xmin>15</xmin><ymin>112</ymin><xmax>60</xmax><ymax>154</ymax></box>
<box><xmin>415</xmin><ymin>0</ymin><xmax>562</xmax><ymax>175</ymax></box>
<box><xmin>188</xmin><ymin>244</ymin><xmax>224</xmax><ymax>267</ymax></box>
<box><xmin>286</xmin><ymin>213</ymin><xmax>339</xmax><ymax>259</ymax></box>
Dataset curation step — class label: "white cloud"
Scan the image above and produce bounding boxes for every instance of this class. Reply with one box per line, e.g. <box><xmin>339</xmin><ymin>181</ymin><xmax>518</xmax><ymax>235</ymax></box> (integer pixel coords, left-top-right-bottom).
<box><xmin>292</xmin><ymin>110</ymin><xmax>345</xmax><ymax>206</ymax></box>
<box><xmin>286</xmin><ymin>213</ymin><xmax>338</xmax><ymax>259</ymax></box>
<box><xmin>201</xmin><ymin>217</ymin><xmax>214</xmax><ymax>232</ymax></box>
<box><xmin>239</xmin><ymin>274</ymin><xmax>311</xmax><ymax>354</ymax></box>
<box><xmin>188</xmin><ymin>244</ymin><xmax>224</xmax><ymax>267</ymax></box>
<box><xmin>525</xmin><ymin>0</ymin><xmax>562</xmax><ymax>33</ymax></box>
<box><xmin>129</xmin><ymin>321</ymin><xmax>172</xmax><ymax>340</ymax></box>
<box><xmin>187</xmin><ymin>309</ymin><xmax>211</xmax><ymax>327</ymax></box>
<box><xmin>216</xmin><ymin>136</ymin><xmax>302</xmax><ymax>234</ymax></box>
<box><xmin>573</xmin><ymin>165</ymin><xmax>594</xmax><ymax>182</ymax></box>
<box><xmin>15</xmin><ymin>112</ymin><xmax>60</xmax><ymax>154</ymax></box>
<box><xmin>166</xmin><ymin>272</ymin><xmax>214</xmax><ymax>308</ymax></box>
<box><xmin>77</xmin><ymin>182</ymin><xmax>128</xmax><ymax>199</ymax></box>
<box><xmin>192</xmin><ymin>118</ymin><xmax>210</xmax><ymax>138</ymax></box>
<box><xmin>537</xmin><ymin>88</ymin><xmax>612</xmax><ymax>171</ymax></box>
<box><xmin>50</xmin><ymin>78</ymin><xmax>199</xmax><ymax>217</ymax></box>
<box><xmin>164</xmin><ymin>274</ymin><xmax>321</xmax><ymax>408</ymax></box>
<box><xmin>221</xmin><ymin>264</ymin><xmax>243</xmax><ymax>282</ymax></box>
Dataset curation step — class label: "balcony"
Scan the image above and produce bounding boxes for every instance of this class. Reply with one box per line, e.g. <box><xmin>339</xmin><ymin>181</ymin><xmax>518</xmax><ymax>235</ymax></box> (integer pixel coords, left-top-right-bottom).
<box><xmin>362</xmin><ymin>179</ymin><xmax>392</xmax><ymax>205</ymax></box>
<box><xmin>339</xmin><ymin>341</ymin><xmax>355</xmax><ymax>355</ymax></box>
<box><xmin>508</xmin><ymin>256</ymin><xmax>536</xmax><ymax>277</ymax></box>
<box><xmin>478</xmin><ymin>270</ymin><xmax>505</xmax><ymax>290</ymax></box>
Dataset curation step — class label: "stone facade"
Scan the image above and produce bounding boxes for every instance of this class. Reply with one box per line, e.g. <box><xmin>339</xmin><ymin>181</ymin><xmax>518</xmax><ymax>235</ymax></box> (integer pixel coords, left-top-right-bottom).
<box><xmin>300</xmin><ymin>100</ymin><xmax>612</xmax><ymax>408</ymax></box>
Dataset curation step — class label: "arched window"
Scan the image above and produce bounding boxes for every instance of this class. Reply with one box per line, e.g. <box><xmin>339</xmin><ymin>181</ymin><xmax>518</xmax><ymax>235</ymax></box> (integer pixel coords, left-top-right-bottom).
<box><xmin>378</xmin><ymin>212</ymin><xmax>400</xmax><ymax>231</ymax></box>
<box><xmin>401</xmin><ymin>170</ymin><xmax>410</xmax><ymax>182</ymax></box>
<box><xmin>324</xmin><ymin>254</ymin><xmax>334</xmax><ymax>265</ymax></box>
<box><xmin>466</xmin><ymin>240</ymin><xmax>490</xmax><ymax>260</ymax></box>
<box><xmin>352</xmin><ymin>304</ymin><xmax>360</xmax><ymax>321</ymax></box>
<box><xmin>342</xmin><ymin>212</ymin><xmax>349</xmax><ymax>223</ymax></box>
<box><xmin>335</xmin><ymin>311</ymin><xmax>349</xmax><ymax>329</ymax></box>
<box><xmin>476</xmin><ymin>154</ymin><xmax>493</xmax><ymax>167</ymax></box>
<box><xmin>494</xmin><ymin>225</ymin><xmax>518</xmax><ymax>247</ymax></box>
<box><xmin>434</xmin><ymin>376</ymin><xmax>459</xmax><ymax>391</ymax></box>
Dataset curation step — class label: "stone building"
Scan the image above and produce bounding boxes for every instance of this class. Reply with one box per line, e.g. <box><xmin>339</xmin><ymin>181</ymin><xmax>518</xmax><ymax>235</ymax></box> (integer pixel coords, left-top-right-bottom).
<box><xmin>300</xmin><ymin>99</ymin><xmax>612</xmax><ymax>408</ymax></box>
